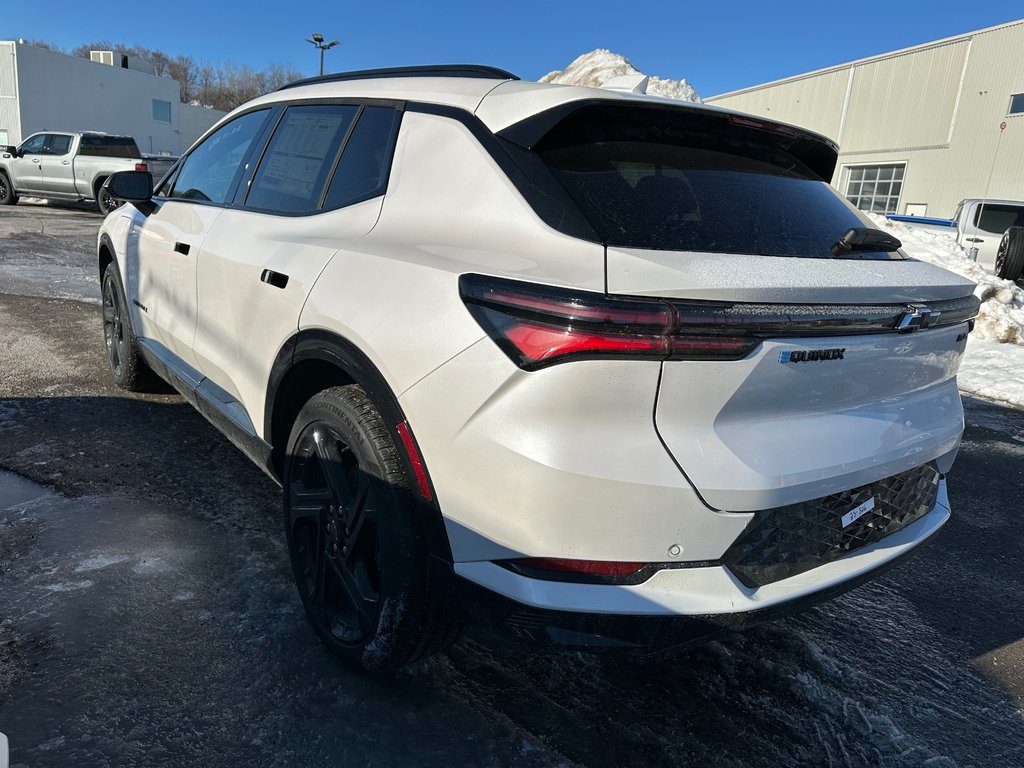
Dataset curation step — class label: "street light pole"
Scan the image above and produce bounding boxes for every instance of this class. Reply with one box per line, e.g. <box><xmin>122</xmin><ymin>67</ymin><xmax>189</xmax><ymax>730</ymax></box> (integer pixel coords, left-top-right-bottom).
<box><xmin>305</xmin><ymin>33</ymin><xmax>340</xmax><ymax>76</ymax></box>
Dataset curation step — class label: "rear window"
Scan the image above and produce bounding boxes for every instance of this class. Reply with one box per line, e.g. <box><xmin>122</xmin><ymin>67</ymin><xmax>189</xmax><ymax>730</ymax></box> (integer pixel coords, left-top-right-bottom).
<box><xmin>534</xmin><ymin>106</ymin><xmax>890</xmax><ymax>259</ymax></box>
<box><xmin>973</xmin><ymin>204</ymin><xmax>1024</xmax><ymax>235</ymax></box>
<box><xmin>79</xmin><ymin>135</ymin><xmax>140</xmax><ymax>158</ymax></box>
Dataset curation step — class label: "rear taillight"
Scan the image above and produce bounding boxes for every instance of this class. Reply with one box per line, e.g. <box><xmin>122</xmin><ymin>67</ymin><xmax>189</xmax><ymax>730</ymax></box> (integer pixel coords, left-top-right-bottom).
<box><xmin>135</xmin><ymin>163</ymin><xmax>148</xmax><ymax>172</ymax></box>
<box><xmin>459</xmin><ymin>274</ymin><xmax>758</xmax><ymax>370</ymax></box>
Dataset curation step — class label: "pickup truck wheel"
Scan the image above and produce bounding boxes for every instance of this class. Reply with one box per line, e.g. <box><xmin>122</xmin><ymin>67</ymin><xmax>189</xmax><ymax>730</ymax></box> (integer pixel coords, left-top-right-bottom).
<box><xmin>96</xmin><ymin>182</ymin><xmax>122</xmax><ymax>215</ymax></box>
<box><xmin>283</xmin><ymin>386</ymin><xmax>458</xmax><ymax>673</ymax></box>
<box><xmin>994</xmin><ymin>227</ymin><xmax>1024</xmax><ymax>281</ymax></box>
<box><xmin>0</xmin><ymin>171</ymin><xmax>17</xmax><ymax>205</ymax></box>
<box><xmin>101</xmin><ymin>264</ymin><xmax>151</xmax><ymax>391</ymax></box>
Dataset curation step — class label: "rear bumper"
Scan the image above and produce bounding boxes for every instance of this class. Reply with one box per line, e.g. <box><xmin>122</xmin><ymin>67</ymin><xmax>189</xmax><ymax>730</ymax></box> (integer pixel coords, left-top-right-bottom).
<box><xmin>455</xmin><ymin>483</ymin><xmax>949</xmax><ymax>651</ymax></box>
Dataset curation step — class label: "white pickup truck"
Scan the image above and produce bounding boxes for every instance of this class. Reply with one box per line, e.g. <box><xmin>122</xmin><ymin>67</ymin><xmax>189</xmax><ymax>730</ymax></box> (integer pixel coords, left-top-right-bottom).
<box><xmin>887</xmin><ymin>198</ymin><xmax>1024</xmax><ymax>280</ymax></box>
<box><xmin>0</xmin><ymin>131</ymin><xmax>151</xmax><ymax>214</ymax></box>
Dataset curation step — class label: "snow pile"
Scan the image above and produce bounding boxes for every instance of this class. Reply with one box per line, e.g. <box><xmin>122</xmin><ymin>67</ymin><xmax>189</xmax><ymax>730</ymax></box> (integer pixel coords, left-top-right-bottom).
<box><xmin>868</xmin><ymin>214</ymin><xmax>1024</xmax><ymax>407</ymax></box>
<box><xmin>540</xmin><ymin>50</ymin><xmax>701</xmax><ymax>103</ymax></box>
<box><xmin>869</xmin><ymin>213</ymin><xmax>1024</xmax><ymax>345</ymax></box>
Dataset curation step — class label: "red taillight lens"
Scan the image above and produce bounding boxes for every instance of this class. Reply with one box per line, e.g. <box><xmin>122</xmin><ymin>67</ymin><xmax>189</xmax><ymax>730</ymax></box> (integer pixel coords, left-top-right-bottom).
<box><xmin>135</xmin><ymin>163</ymin><xmax>148</xmax><ymax>172</ymax></box>
<box><xmin>459</xmin><ymin>274</ymin><xmax>757</xmax><ymax>369</ymax></box>
<box><xmin>504</xmin><ymin>320</ymin><xmax>668</xmax><ymax>362</ymax></box>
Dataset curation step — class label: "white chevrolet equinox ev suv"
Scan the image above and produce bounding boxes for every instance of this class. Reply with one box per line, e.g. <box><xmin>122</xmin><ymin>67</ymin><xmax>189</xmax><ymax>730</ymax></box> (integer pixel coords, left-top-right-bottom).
<box><xmin>97</xmin><ymin>65</ymin><xmax>979</xmax><ymax>672</ymax></box>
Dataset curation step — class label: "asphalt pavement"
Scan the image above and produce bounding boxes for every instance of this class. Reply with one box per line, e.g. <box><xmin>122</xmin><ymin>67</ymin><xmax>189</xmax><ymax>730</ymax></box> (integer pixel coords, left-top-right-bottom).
<box><xmin>1</xmin><ymin>201</ymin><xmax>1023</xmax><ymax>767</ymax></box>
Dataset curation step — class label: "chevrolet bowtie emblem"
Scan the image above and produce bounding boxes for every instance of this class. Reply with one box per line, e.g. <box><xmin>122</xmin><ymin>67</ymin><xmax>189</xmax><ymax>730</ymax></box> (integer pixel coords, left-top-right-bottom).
<box><xmin>896</xmin><ymin>305</ymin><xmax>941</xmax><ymax>333</ymax></box>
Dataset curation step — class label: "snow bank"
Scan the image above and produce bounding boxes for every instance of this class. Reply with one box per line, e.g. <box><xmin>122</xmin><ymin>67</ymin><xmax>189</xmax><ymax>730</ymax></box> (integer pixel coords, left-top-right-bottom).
<box><xmin>541</xmin><ymin>50</ymin><xmax>701</xmax><ymax>103</ymax></box>
<box><xmin>869</xmin><ymin>213</ymin><xmax>1024</xmax><ymax>345</ymax></box>
<box><xmin>868</xmin><ymin>214</ymin><xmax>1024</xmax><ymax>407</ymax></box>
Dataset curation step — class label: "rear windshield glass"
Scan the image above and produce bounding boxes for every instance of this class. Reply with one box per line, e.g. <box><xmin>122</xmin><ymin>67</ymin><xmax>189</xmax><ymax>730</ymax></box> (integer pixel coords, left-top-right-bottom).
<box><xmin>973</xmin><ymin>203</ymin><xmax>1024</xmax><ymax>235</ymax></box>
<box><xmin>79</xmin><ymin>135</ymin><xmax>139</xmax><ymax>158</ymax></box>
<box><xmin>535</xmin><ymin>106</ymin><xmax>889</xmax><ymax>258</ymax></box>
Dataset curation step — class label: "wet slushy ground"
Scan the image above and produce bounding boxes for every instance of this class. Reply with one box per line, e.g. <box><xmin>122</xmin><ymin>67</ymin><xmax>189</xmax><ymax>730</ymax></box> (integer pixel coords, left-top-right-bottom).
<box><xmin>1</xmin><ymin>201</ymin><xmax>1022</xmax><ymax>767</ymax></box>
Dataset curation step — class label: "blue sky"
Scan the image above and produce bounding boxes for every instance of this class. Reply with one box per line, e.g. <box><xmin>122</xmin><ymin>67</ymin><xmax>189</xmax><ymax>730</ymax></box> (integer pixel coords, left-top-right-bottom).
<box><xmin>15</xmin><ymin>1</ymin><xmax>1024</xmax><ymax>97</ymax></box>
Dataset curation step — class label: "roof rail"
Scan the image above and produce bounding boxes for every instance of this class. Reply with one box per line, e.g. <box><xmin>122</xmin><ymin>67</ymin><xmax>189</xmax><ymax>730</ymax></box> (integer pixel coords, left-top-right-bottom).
<box><xmin>278</xmin><ymin>64</ymin><xmax>519</xmax><ymax>91</ymax></box>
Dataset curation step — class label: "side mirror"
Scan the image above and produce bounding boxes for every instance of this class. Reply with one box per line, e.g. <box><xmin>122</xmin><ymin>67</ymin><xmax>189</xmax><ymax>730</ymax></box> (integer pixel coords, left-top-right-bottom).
<box><xmin>106</xmin><ymin>170</ymin><xmax>154</xmax><ymax>203</ymax></box>
<box><xmin>3</xmin><ymin>145</ymin><xmax>17</xmax><ymax>157</ymax></box>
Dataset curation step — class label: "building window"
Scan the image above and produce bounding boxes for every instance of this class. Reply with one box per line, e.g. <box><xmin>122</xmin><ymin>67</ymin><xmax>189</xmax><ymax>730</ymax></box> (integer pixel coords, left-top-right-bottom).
<box><xmin>1009</xmin><ymin>93</ymin><xmax>1024</xmax><ymax>115</ymax></box>
<box><xmin>152</xmin><ymin>99</ymin><xmax>172</xmax><ymax>123</ymax></box>
<box><xmin>844</xmin><ymin>164</ymin><xmax>905</xmax><ymax>214</ymax></box>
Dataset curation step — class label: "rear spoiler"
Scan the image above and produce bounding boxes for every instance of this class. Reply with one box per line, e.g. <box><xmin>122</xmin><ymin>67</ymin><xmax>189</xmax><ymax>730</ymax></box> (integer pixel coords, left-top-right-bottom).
<box><xmin>498</xmin><ymin>100</ymin><xmax>840</xmax><ymax>182</ymax></box>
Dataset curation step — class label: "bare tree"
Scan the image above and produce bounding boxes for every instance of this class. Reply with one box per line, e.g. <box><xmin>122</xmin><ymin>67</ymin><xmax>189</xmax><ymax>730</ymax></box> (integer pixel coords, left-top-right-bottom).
<box><xmin>21</xmin><ymin>39</ymin><xmax>65</xmax><ymax>52</ymax></box>
<box><xmin>168</xmin><ymin>55</ymin><xmax>199</xmax><ymax>103</ymax></box>
<box><xmin>66</xmin><ymin>40</ymin><xmax>301</xmax><ymax>111</ymax></box>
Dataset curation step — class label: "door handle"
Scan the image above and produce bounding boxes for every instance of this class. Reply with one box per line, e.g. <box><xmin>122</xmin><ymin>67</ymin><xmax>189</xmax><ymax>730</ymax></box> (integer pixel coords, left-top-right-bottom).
<box><xmin>174</xmin><ymin>242</ymin><xmax>191</xmax><ymax>255</ymax></box>
<box><xmin>964</xmin><ymin>237</ymin><xmax>984</xmax><ymax>243</ymax></box>
<box><xmin>61</xmin><ymin>160</ymin><xmax>70</xmax><ymax>165</ymax></box>
<box><xmin>260</xmin><ymin>269</ymin><xmax>289</xmax><ymax>289</ymax></box>
<box><xmin>32</xmin><ymin>158</ymin><xmax>40</xmax><ymax>163</ymax></box>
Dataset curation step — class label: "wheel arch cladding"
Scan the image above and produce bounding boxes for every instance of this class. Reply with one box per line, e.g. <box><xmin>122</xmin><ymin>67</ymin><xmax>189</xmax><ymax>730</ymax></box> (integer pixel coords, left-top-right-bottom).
<box><xmin>98</xmin><ymin>233</ymin><xmax>115</xmax><ymax>282</ymax></box>
<box><xmin>267</xmin><ymin>329</ymin><xmax>453</xmax><ymax>562</ymax></box>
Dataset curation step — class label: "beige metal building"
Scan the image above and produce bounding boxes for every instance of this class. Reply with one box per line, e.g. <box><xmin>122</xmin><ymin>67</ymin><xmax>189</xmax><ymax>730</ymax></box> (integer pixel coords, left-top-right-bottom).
<box><xmin>0</xmin><ymin>41</ymin><xmax>224</xmax><ymax>156</ymax></box>
<box><xmin>706</xmin><ymin>19</ymin><xmax>1024</xmax><ymax>218</ymax></box>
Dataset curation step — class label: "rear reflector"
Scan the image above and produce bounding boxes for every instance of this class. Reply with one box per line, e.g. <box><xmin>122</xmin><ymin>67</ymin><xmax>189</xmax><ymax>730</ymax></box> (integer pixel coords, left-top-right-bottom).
<box><xmin>135</xmin><ymin>163</ymin><xmax>148</xmax><ymax>172</ymax></box>
<box><xmin>511</xmin><ymin>558</ymin><xmax>646</xmax><ymax>577</ymax></box>
<box><xmin>395</xmin><ymin>421</ymin><xmax>432</xmax><ymax>501</ymax></box>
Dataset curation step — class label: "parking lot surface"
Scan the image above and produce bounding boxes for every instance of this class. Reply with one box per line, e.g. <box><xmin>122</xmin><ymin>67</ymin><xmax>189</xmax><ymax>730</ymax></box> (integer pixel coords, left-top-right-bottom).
<box><xmin>1</xmin><ymin>202</ymin><xmax>1023</xmax><ymax>767</ymax></box>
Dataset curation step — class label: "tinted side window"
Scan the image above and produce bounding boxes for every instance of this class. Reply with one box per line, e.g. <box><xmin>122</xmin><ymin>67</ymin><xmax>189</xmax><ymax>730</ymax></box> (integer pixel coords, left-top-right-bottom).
<box><xmin>974</xmin><ymin>204</ymin><xmax>1024</xmax><ymax>235</ymax></box>
<box><xmin>20</xmin><ymin>135</ymin><xmax>45</xmax><ymax>155</ymax></box>
<box><xmin>246</xmin><ymin>105</ymin><xmax>358</xmax><ymax>213</ymax></box>
<box><xmin>170</xmin><ymin>110</ymin><xmax>269</xmax><ymax>204</ymax></box>
<box><xmin>79</xmin><ymin>136</ymin><xmax>141</xmax><ymax>158</ymax></box>
<box><xmin>322</xmin><ymin>107</ymin><xmax>400</xmax><ymax>210</ymax></box>
<box><xmin>46</xmin><ymin>135</ymin><xmax>72</xmax><ymax>155</ymax></box>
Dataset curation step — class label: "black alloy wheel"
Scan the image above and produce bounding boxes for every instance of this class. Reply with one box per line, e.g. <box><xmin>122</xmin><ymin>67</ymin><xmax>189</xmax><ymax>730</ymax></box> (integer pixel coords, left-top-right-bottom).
<box><xmin>994</xmin><ymin>226</ymin><xmax>1024</xmax><ymax>281</ymax></box>
<box><xmin>283</xmin><ymin>386</ymin><xmax>459</xmax><ymax>672</ymax></box>
<box><xmin>100</xmin><ymin>265</ymin><xmax>150</xmax><ymax>390</ymax></box>
<box><xmin>97</xmin><ymin>184</ymin><xmax>123</xmax><ymax>215</ymax></box>
<box><xmin>102</xmin><ymin>270</ymin><xmax>127</xmax><ymax>378</ymax></box>
<box><xmin>288</xmin><ymin>421</ymin><xmax>383</xmax><ymax>645</ymax></box>
<box><xmin>0</xmin><ymin>171</ymin><xmax>15</xmax><ymax>205</ymax></box>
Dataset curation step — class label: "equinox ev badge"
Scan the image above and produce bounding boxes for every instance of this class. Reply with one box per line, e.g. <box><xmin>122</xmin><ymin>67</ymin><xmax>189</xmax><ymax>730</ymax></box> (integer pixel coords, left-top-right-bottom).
<box><xmin>779</xmin><ymin>348</ymin><xmax>846</xmax><ymax>363</ymax></box>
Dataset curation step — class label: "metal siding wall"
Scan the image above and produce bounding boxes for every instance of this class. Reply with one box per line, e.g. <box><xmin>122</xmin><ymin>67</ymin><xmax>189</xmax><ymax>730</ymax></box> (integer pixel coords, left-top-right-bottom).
<box><xmin>178</xmin><ymin>103</ymin><xmax>226</xmax><ymax>154</ymax></box>
<box><xmin>14</xmin><ymin>43</ymin><xmax>181</xmax><ymax>155</ymax></box>
<box><xmin>841</xmin><ymin>41</ymin><xmax>968</xmax><ymax>152</ymax></box>
<box><xmin>0</xmin><ymin>42</ymin><xmax>20</xmax><ymax>143</ymax></box>
<box><xmin>713</xmin><ymin>69</ymin><xmax>849</xmax><ymax>141</ymax></box>
<box><xmin>706</xmin><ymin>21</ymin><xmax>1024</xmax><ymax>217</ymax></box>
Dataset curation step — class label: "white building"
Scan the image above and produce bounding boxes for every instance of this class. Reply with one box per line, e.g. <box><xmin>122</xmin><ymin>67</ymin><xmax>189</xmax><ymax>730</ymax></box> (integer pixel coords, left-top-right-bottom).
<box><xmin>706</xmin><ymin>19</ymin><xmax>1024</xmax><ymax>218</ymax></box>
<box><xmin>0</xmin><ymin>40</ymin><xmax>224</xmax><ymax>156</ymax></box>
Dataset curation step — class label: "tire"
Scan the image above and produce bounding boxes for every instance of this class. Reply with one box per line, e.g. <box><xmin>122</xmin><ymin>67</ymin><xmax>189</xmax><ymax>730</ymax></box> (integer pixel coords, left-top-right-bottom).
<box><xmin>0</xmin><ymin>171</ymin><xmax>17</xmax><ymax>205</ymax></box>
<box><xmin>994</xmin><ymin>227</ymin><xmax>1024</xmax><ymax>281</ymax></box>
<box><xmin>101</xmin><ymin>263</ymin><xmax>152</xmax><ymax>391</ymax></box>
<box><xmin>283</xmin><ymin>385</ymin><xmax>458</xmax><ymax>673</ymax></box>
<box><xmin>96</xmin><ymin>179</ymin><xmax>122</xmax><ymax>215</ymax></box>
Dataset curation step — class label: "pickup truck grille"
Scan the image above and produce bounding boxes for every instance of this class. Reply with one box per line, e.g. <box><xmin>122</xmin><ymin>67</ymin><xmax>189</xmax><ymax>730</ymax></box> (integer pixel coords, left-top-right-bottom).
<box><xmin>723</xmin><ymin>463</ymin><xmax>941</xmax><ymax>588</ymax></box>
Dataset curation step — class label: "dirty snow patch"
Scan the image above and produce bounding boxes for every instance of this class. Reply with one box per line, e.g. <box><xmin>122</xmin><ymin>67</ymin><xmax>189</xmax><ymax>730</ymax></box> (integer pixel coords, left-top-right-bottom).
<box><xmin>870</xmin><ymin>213</ymin><xmax>1024</xmax><ymax>345</ymax></box>
<box><xmin>74</xmin><ymin>554</ymin><xmax>132</xmax><ymax>573</ymax></box>
<box><xmin>541</xmin><ymin>49</ymin><xmax>701</xmax><ymax>102</ymax></box>
<box><xmin>44</xmin><ymin>580</ymin><xmax>94</xmax><ymax>592</ymax></box>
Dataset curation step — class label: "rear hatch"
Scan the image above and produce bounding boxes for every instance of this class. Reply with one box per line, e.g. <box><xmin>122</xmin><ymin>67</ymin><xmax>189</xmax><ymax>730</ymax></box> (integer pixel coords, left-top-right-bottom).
<box><xmin>524</xmin><ymin>102</ymin><xmax>979</xmax><ymax>511</ymax></box>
